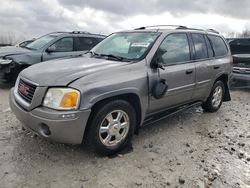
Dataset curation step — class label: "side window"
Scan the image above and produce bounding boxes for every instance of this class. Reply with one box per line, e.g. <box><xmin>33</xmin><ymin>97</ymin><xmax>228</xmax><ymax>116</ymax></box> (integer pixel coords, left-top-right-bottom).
<box><xmin>50</xmin><ymin>37</ymin><xmax>73</xmax><ymax>52</ymax></box>
<box><xmin>191</xmin><ymin>34</ymin><xmax>208</xmax><ymax>60</ymax></box>
<box><xmin>156</xmin><ymin>33</ymin><xmax>190</xmax><ymax>65</ymax></box>
<box><xmin>95</xmin><ymin>38</ymin><xmax>104</xmax><ymax>44</ymax></box>
<box><xmin>77</xmin><ymin>37</ymin><xmax>98</xmax><ymax>51</ymax></box>
<box><xmin>208</xmin><ymin>35</ymin><xmax>228</xmax><ymax>57</ymax></box>
<box><xmin>205</xmin><ymin>36</ymin><xmax>214</xmax><ymax>58</ymax></box>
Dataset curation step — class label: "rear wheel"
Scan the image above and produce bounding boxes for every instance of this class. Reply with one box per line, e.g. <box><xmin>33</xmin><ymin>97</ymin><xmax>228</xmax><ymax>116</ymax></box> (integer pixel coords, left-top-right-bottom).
<box><xmin>202</xmin><ymin>81</ymin><xmax>225</xmax><ymax>112</ymax></box>
<box><xmin>87</xmin><ymin>100</ymin><xmax>136</xmax><ymax>156</ymax></box>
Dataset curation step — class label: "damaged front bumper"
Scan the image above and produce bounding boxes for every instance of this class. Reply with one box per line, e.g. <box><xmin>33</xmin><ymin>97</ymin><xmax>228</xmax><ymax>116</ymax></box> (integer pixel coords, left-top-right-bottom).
<box><xmin>0</xmin><ymin>58</ymin><xmax>12</xmax><ymax>65</ymax></box>
<box><xmin>10</xmin><ymin>88</ymin><xmax>91</xmax><ymax>144</ymax></box>
<box><xmin>0</xmin><ymin>59</ymin><xmax>19</xmax><ymax>83</ymax></box>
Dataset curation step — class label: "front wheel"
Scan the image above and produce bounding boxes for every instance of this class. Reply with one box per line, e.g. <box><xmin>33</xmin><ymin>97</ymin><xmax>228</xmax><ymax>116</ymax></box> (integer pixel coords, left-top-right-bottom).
<box><xmin>87</xmin><ymin>100</ymin><xmax>136</xmax><ymax>156</ymax></box>
<box><xmin>202</xmin><ymin>81</ymin><xmax>225</xmax><ymax>112</ymax></box>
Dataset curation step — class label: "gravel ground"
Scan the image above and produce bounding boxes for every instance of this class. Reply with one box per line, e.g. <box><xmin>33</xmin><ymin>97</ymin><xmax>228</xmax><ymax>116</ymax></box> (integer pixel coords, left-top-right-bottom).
<box><xmin>0</xmin><ymin>86</ymin><xmax>249</xmax><ymax>188</ymax></box>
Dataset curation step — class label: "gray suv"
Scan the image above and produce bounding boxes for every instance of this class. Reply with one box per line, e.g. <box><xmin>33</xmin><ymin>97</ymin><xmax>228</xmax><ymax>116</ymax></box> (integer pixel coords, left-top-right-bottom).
<box><xmin>10</xmin><ymin>25</ymin><xmax>232</xmax><ymax>155</ymax></box>
<box><xmin>0</xmin><ymin>31</ymin><xmax>105</xmax><ymax>83</ymax></box>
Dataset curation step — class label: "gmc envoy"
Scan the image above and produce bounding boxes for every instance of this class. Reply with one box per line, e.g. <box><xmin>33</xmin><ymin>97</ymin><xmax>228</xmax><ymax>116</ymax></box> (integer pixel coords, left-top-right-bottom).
<box><xmin>10</xmin><ymin>25</ymin><xmax>232</xmax><ymax>155</ymax></box>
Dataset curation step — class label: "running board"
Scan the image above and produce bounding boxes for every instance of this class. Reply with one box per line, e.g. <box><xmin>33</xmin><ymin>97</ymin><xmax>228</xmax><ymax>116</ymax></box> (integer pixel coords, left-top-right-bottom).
<box><xmin>143</xmin><ymin>101</ymin><xmax>202</xmax><ymax>127</ymax></box>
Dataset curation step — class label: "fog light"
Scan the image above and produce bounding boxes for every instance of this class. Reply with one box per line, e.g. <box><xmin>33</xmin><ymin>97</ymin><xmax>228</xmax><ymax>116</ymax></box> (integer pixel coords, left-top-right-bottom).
<box><xmin>60</xmin><ymin>113</ymin><xmax>76</xmax><ymax>119</ymax></box>
<box><xmin>39</xmin><ymin>123</ymin><xmax>51</xmax><ymax>137</ymax></box>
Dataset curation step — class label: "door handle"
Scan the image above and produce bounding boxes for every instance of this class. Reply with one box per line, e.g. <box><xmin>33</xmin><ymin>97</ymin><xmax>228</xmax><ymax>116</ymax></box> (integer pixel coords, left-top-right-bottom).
<box><xmin>214</xmin><ymin>66</ymin><xmax>220</xmax><ymax>69</ymax></box>
<box><xmin>186</xmin><ymin>70</ymin><xmax>193</xmax><ymax>74</ymax></box>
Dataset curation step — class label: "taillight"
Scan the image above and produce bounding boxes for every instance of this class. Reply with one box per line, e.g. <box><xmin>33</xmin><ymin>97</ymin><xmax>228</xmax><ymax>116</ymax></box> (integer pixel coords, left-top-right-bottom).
<box><xmin>230</xmin><ymin>56</ymin><xmax>234</xmax><ymax>65</ymax></box>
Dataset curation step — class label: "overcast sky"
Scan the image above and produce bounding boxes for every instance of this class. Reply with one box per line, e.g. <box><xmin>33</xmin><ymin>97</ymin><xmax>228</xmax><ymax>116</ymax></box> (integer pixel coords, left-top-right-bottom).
<box><xmin>1</xmin><ymin>0</ymin><xmax>250</xmax><ymax>42</ymax></box>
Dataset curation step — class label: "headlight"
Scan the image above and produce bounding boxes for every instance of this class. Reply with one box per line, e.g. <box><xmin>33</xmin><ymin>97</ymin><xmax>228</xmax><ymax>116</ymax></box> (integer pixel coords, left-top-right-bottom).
<box><xmin>0</xmin><ymin>59</ymin><xmax>12</xmax><ymax>65</ymax></box>
<box><xmin>43</xmin><ymin>88</ymin><xmax>80</xmax><ymax>110</ymax></box>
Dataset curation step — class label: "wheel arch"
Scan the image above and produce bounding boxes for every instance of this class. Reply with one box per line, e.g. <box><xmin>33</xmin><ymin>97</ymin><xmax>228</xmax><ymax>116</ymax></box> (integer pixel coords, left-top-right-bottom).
<box><xmin>83</xmin><ymin>93</ymin><xmax>143</xmax><ymax>140</ymax></box>
<box><xmin>214</xmin><ymin>73</ymin><xmax>231</xmax><ymax>101</ymax></box>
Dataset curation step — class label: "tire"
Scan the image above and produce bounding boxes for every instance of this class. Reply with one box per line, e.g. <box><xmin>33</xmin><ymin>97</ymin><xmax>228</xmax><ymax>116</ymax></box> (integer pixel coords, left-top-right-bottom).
<box><xmin>202</xmin><ymin>81</ymin><xmax>225</xmax><ymax>112</ymax></box>
<box><xmin>87</xmin><ymin>100</ymin><xmax>136</xmax><ymax>156</ymax></box>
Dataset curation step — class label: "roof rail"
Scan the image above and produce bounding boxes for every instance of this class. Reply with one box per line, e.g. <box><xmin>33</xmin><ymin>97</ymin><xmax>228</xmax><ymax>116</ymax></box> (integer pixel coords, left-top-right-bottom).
<box><xmin>71</xmin><ymin>31</ymin><xmax>92</xmax><ymax>34</ymax></box>
<box><xmin>49</xmin><ymin>31</ymin><xmax>70</xmax><ymax>34</ymax></box>
<box><xmin>183</xmin><ymin>27</ymin><xmax>220</xmax><ymax>34</ymax></box>
<box><xmin>206</xmin><ymin>29</ymin><xmax>220</xmax><ymax>34</ymax></box>
<box><xmin>135</xmin><ymin>25</ymin><xmax>188</xmax><ymax>30</ymax></box>
<box><xmin>134</xmin><ymin>25</ymin><xmax>220</xmax><ymax>34</ymax></box>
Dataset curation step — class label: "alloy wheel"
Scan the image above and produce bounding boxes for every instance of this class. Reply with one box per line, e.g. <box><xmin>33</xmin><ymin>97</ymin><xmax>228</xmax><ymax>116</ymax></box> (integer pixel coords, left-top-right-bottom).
<box><xmin>99</xmin><ymin>110</ymin><xmax>130</xmax><ymax>147</ymax></box>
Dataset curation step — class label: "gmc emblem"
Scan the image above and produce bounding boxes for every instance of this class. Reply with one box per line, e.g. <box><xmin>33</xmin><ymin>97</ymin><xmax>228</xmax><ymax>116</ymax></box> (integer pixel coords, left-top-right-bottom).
<box><xmin>240</xmin><ymin>69</ymin><xmax>246</xmax><ymax>73</ymax></box>
<box><xmin>19</xmin><ymin>84</ymin><xmax>29</xmax><ymax>95</ymax></box>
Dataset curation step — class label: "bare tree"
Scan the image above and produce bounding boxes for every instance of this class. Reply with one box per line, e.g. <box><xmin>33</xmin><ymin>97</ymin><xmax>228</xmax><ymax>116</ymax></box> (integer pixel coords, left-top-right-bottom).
<box><xmin>226</xmin><ymin>31</ymin><xmax>238</xmax><ymax>38</ymax></box>
<box><xmin>0</xmin><ymin>32</ymin><xmax>18</xmax><ymax>45</ymax></box>
<box><xmin>226</xmin><ymin>29</ymin><xmax>250</xmax><ymax>38</ymax></box>
<box><xmin>241</xmin><ymin>30</ymin><xmax>250</xmax><ymax>38</ymax></box>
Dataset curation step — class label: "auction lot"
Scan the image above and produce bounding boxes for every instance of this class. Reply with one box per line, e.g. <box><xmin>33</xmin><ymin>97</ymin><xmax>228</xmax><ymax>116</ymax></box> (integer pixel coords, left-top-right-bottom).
<box><xmin>0</xmin><ymin>87</ymin><xmax>249</xmax><ymax>188</ymax></box>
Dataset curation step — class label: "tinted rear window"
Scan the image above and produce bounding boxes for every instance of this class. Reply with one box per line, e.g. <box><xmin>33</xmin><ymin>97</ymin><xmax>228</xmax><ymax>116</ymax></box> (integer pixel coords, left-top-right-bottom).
<box><xmin>208</xmin><ymin>35</ymin><xmax>228</xmax><ymax>57</ymax></box>
<box><xmin>229</xmin><ymin>39</ymin><xmax>250</xmax><ymax>54</ymax></box>
<box><xmin>191</xmin><ymin>34</ymin><xmax>208</xmax><ymax>60</ymax></box>
<box><xmin>76</xmin><ymin>37</ymin><xmax>101</xmax><ymax>51</ymax></box>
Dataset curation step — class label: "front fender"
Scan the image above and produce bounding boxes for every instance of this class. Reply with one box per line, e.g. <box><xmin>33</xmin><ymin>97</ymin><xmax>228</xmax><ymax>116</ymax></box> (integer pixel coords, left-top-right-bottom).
<box><xmin>71</xmin><ymin>81</ymin><xmax>148</xmax><ymax>126</ymax></box>
<box><xmin>10</xmin><ymin>53</ymin><xmax>42</xmax><ymax>65</ymax></box>
<box><xmin>79</xmin><ymin>87</ymin><xmax>147</xmax><ymax>127</ymax></box>
<box><xmin>86</xmin><ymin>87</ymin><xmax>142</xmax><ymax>108</ymax></box>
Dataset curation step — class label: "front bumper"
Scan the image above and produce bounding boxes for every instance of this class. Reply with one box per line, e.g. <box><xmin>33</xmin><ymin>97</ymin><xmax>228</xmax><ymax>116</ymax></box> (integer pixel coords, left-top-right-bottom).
<box><xmin>10</xmin><ymin>88</ymin><xmax>91</xmax><ymax>144</ymax></box>
<box><xmin>0</xmin><ymin>62</ymin><xmax>18</xmax><ymax>83</ymax></box>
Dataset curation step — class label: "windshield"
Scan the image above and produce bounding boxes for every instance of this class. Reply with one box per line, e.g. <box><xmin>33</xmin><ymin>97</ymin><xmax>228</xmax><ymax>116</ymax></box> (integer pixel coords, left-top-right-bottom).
<box><xmin>91</xmin><ymin>32</ymin><xmax>160</xmax><ymax>61</ymax></box>
<box><xmin>26</xmin><ymin>35</ymin><xmax>56</xmax><ymax>50</ymax></box>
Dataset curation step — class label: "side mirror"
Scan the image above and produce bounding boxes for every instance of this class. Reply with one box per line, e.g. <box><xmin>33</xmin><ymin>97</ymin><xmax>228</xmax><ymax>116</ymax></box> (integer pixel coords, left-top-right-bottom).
<box><xmin>152</xmin><ymin>79</ymin><xmax>168</xmax><ymax>99</ymax></box>
<box><xmin>151</xmin><ymin>57</ymin><xmax>165</xmax><ymax>70</ymax></box>
<box><xmin>46</xmin><ymin>46</ymin><xmax>56</xmax><ymax>53</ymax></box>
<box><xmin>151</xmin><ymin>49</ymin><xmax>166</xmax><ymax>70</ymax></box>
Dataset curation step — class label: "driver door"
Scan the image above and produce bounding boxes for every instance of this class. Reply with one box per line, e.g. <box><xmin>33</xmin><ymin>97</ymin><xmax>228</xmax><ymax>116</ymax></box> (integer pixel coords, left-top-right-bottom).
<box><xmin>149</xmin><ymin>33</ymin><xmax>196</xmax><ymax>112</ymax></box>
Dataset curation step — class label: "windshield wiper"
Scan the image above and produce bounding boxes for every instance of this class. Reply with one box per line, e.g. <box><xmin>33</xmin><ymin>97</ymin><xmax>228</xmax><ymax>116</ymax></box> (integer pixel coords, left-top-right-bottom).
<box><xmin>100</xmin><ymin>54</ymin><xmax>124</xmax><ymax>61</ymax></box>
<box><xmin>86</xmin><ymin>51</ymin><xmax>100</xmax><ymax>57</ymax></box>
<box><xmin>87</xmin><ymin>51</ymin><xmax>131</xmax><ymax>62</ymax></box>
<box><xmin>23</xmin><ymin>46</ymin><xmax>34</xmax><ymax>50</ymax></box>
<box><xmin>100</xmin><ymin>54</ymin><xmax>133</xmax><ymax>62</ymax></box>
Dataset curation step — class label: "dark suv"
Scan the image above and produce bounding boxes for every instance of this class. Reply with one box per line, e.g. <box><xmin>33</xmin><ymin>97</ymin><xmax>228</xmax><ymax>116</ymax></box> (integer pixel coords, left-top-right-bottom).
<box><xmin>227</xmin><ymin>38</ymin><xmax>250</xmax><ymax>87</ymax></box>
<box><xmin>0</xmin><ymin>31</ymin><xmax>105</xmax><ymax>83</ymax></box>
<box><xmin>10</xmin><ymin>26</ymin><xmax>232</xmax><ymax>155</ymax></box>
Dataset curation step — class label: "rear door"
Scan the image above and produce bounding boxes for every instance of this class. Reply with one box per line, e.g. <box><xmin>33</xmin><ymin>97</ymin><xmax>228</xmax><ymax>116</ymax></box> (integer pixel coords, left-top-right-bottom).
<box><xmin>191</xmin><ymin>33</ymin><xmax>214</xmax><ymax>100</ymax></box>
<box><xmin>208</xmin><ymin>35</ymin><xmax>230</xmax><ymax>80</ymax></box>
<box><xmin>149</xmin><ymin>33</ymin><xmax>196</xmax><ymax>112</ymax></box>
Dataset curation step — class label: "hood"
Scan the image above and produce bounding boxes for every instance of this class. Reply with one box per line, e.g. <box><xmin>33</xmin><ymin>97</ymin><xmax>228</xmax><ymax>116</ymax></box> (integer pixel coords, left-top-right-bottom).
<box><xmin>21</xmin><ymin>56</ymin><xmax>129</xmax><ymax>86</ymax></box>
<box><xmin>0</xmin><ymin>46</ymin><xmax>31</xmax><ymax>58</ymax></box>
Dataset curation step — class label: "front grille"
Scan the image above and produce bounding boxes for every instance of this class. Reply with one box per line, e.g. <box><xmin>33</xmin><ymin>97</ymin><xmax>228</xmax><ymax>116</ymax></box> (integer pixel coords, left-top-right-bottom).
<box><xmin>18</xmin><ymin>79</ymin><xmax>37</xmax><ymax>103</ymax></box>
<box><xmin>234</xmin><ymin>62</ymin><xmax>250</xmax><ymax>68</ymax></box>
<box><xmin>233</xmin><ymin>57</ymin><xmax>250</xmax><ymax>68</ymax></box>
<box><xmin>233</xmin><ymin>67</ymin><xmax>250</xmax><ymax>74</ymax></box>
